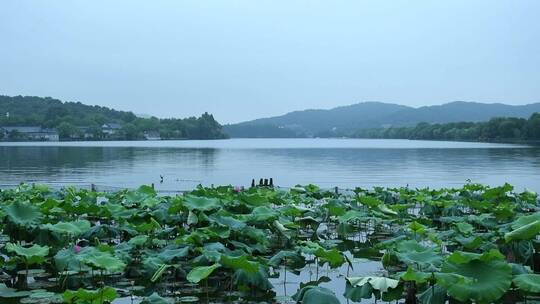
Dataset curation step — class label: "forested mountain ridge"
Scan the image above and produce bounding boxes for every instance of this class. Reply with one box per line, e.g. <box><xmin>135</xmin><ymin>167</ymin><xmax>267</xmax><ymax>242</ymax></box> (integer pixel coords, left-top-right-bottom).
<box><xmin>354</xmin><ymin>114</ymin><xmax>540</xmax><ymax>142</ymax></box>
<box><xmin>0</xmin><ymin>95</ymin><xmax>227</xmax><ymax>140</ymax></box>
<box><xmin>224</xmin><ymin>101</ymin><xmax>540</xmax><ymax>138</ymax></box>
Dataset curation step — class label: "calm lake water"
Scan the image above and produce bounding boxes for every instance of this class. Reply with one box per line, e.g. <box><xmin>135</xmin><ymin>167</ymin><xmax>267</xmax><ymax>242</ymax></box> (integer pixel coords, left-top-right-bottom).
<box><xmin>1</xmin><ymin>138</ymin><xmax>539</xmax><ymax>192</ymax></box>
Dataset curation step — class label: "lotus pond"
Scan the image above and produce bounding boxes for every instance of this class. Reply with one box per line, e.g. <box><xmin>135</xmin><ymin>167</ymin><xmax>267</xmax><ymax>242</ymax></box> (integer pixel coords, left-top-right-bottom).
<box><xmin>0</xmin><ymin>183</ymin><xmax>539</xmax><ymax>304</ymax></box>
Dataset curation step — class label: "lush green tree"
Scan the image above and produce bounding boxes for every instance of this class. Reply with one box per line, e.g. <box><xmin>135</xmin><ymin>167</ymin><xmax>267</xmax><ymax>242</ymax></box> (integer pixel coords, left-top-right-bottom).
<box><xmin>0</xmin><ymin>95</ymin><xmax>228</xmax><ymax>140</ymax></box>
<box><xmin>120</xmin><ymin>123</ymin><xmax>139</xmax><ymax>140</ymax></box>
<box><xmin>526</xmin><ymin>113</ymin><xmax>540</xmax><ymax>139</ymax></box>
<box><xmin>353</xmin><ymin>113</ymin><xmax>539</xmax><ymax>142</ymax></box>
<box><xmin>57</xmin><ymin>122</ymin><xmax>78</xmax><ymax>139</ymax></box>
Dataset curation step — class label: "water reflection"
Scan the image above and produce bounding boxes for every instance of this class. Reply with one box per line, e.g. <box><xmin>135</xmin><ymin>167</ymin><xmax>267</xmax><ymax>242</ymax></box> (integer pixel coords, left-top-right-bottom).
<box><xmin>1</xmin><ymin>139</ymin><xmax>539</xmax><ymax>191</ymax></box>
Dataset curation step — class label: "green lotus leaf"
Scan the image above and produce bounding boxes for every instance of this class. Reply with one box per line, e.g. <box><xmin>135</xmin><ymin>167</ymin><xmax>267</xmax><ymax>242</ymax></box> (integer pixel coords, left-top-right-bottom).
<box><xmin>314</xmin><ymin>247</ymin><xmax>345</xmax><ymax>269</ymax></box>
<box><xmin>454</xmin><ymin>235</ymin><xmax>483</xmax><ymax>250</ymax></box>
<box><xmin>6</xmin><ymin>243</ymin><xmax>49</xmax><ymax>265</ymax></box>
<box><xmin>408</xmin><ymin>221</ymin><xmax>427</xmax><ymax>234</ymax></box>
<box><xmin>511</xmin><ymin>212</ymin><xmax>540</xmax><ymax>229</ymax></box>
<box><xmin>504</xmin><ymin>220</ymin><xmax>540</xmax><ymax>242</ymax></box>
<box><xmin>4</xmin><ymin>201</ymin><xmax>43</xmax><ymax>227</ymax></box>
<box><xmin>446</xmin><ymin>249</ymin><xmax>504</xmax><ymax>264</ymax></box>
<box><xmin>77</xmin><ymin>247</ymin><xmax>126</xmax><ymax>272</ymax></box>
<box><xmin>324</xmin><ymin>199</ymin><xmax>347</xmax><ymax>216</ymax></box>
<box><xmin>142</xmin><ymin>292</ymin><xmax>173</xmax><ymax>304</ymax></box>
<box><xmin>54</xmin><ymin>247</ymin><xmax>84</xmax><ymax>271</ymax></box>
<box><xmin>268</xmin><ymin>250</ymin><xmax>305</xmax><ymax>269</ymax></box>
<box><xmin>246</xmin><ymin>206</ymin><xmax>279</xmax><ymax>222</ymax></box>
<box><xmin>187</xmin><ymin>211</ymin><xmax>198</xmax><ymax>225</ymax></box>
<box><xmin>344</xmin><ymin>280</ymin><xmax>374</xmax><ymax>301</ymax></box>
<box><xmin>400</xmin><ymin>266</ymin><xmax>430</xmax><ymax>284</ymax></box>
<box><xmin>395</xmin><ymin>240</ymin><xmax>443</xmax><ymax>270</ymax></box>
<box><xmin>42</xmin><ymin>220</ymin><xmax>91</xmax><ymax>236</ymax></box>
<box><xmin>455</xmin><ymin>222</ymin><xmax>474</xmax><ymax>235</ymax></box>
<box><xmin>357</xmin><ymin>196</ymin><xmax>382</xmax><ymax>208</ymax></box>
<box><xmin>513</xmin><ymin>274</ymin><xmax>540</xmax><ymax>293</ymax></box>
<box><xmin>63</xmin><ymin>286</ymin><xmax>118</xmax><ymax>304</ymax></box>
<box><xmin>338</xmin><ymin>210</ymin><xmax>369</xmax><ymax>223</ymax></box>
<box><xmin>381</xmin><ymin>283</ymin><xmax>404</xmax><ymax>302</ymax></box>
<box><xmin>186</xmin><ymin>263</ymin><xmax>220</xmax><ymax>283</ymax></box>
<box><xmin>0</xmin><ymin>283</ymin><xmax>31</xmax><ymax>298</ymax></box>
<box><xmin>280</xmin><ymin>205</ymin><xmax>312</xmax><ymax>217</ymax></box>
<box><xmin>347</xmin><ymin>276</ymin><xmax>400</xmax><ymax>293</ymax></box>
<box><xmin>418</xmin><ymin>284</ymin><xmax>446</xmax><ymax>304</ymax></box>
<box><xmin>86</xmin><ymin>255</ymin><xmax>126</xmax><ymax>272</ymax></box>
<box><xmin>156</xmin><ymin>247</ymin><xmax>190</xmax><ymax>263</ymax></box>
<box><xmin>209</xmin><ymin>214</ymin><xmax>246</xmax><ymax>231</ymax></box>
<box><xmin>220</xmin><ymin>254</ymin><xmax>259</xmax><ymax>273</ymax></box>
<box><xmin>292</xmin><ymin>286</ymin><xmax>340</xmax><ymax>304</ymax></box>
<box><xmin>28</xmin><ymin>290</ymin><xmax>61</xmax><ymax>300</ymax></box>
<box><xmin>438</xmin><ymin>250</ymin><xmax>512</xmax><ymax>303</ymax></box>
<box><xmin>238</xmin><ymin>192</ymin><xmax>268</xmax><ymax>206</ymax></box>
<box><xmin>183</xmin><ymin>195</ymin><xmax>220</xmax><ymax>211</ymax></box>
<box><xmin>128</xmin><ymin>235</ymin><xmax>149</xmax><ymax>246</ymax></box>
<box><xmin>378</xmin><ymin>204</ymin><xmax>398</xmax><ymax>216</ymax></box>
<box><xmin>273</xmin><ymin>219</ymin><xmax>293</xmax><ymax>239</ymax></box>
<box><xmin>232</xmin><ymin>264</ymin><xmax>274</xmax><ymax>290</ymax></box>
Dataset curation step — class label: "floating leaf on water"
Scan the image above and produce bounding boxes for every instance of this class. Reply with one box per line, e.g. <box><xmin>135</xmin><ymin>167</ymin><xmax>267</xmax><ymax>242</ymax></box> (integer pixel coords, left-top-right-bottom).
<box><xmin>178</xmin><ymin>296</ymin><xmax>199</xmax><ymax>303</ymax></box>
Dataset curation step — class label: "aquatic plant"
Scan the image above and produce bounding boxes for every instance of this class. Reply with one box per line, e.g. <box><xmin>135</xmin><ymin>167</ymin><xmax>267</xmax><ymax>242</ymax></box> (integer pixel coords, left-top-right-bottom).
<box><xmin>0</xmin><ymin>182</ymin><xmax>537</xmax><ymax>303</ymax></box>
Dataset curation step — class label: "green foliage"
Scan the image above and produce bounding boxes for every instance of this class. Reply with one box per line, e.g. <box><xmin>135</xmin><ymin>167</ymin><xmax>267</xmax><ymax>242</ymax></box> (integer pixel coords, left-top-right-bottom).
<box><xmin>3</xmin><ymin>201</ymin><xmax>43</xmax><ymax>227</ymax></box>
<box><xmin>354</xmin><ymin>113</ymin><xmax>540</xmax><ymax>142</ymax></box>
<box><xmin>63</xmin><ymin>287</ymin><xmax>118</xmax><ymax>304</ymax></box>
<box><xmin>186</xmin><ymin>263</ymin><xmax>221</xmax><ymax>283</ymax></box>
<box><xmin>42</xmin><ymin>220</ymin><xmax>91</xmax><ymax>236</ymax></box>
<box><xmin>0</xmin><ymin>182</ymin><xmax>538</xmax><ymax>303</ymax></box>
<box><xmin>292</xmin><ymin>286</ymin><xmax>340</xmax><ymax>304</ymax></box>
<box><xmin>437</xmin><ymin>250</ymin><xmax>512</xmax><ymax>303</ymax></box>
<box><xmin>5</xmin><ymin>243</ymin><xmax>49</xmax><ymax>265</ymax></box>
<box><xmin>0</xmin><ymin>95</ymin><xmax>228</xmax><ymax>140</ymax></box>
<box><xmin>346</xmin><ymin>276</ymin><xmax>400</xmax><ymax>293</ymax></box>
<box><xmin>513</xmin><ymin>274</ymin><xmax>540</xmax><ymax>293</ymax></box>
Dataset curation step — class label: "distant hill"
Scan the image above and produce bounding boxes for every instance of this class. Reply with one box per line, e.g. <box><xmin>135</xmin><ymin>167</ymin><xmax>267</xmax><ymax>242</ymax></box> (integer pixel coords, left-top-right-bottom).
<box><xmin>0</xmin><ymin>95</ymin><xmax>227</xmax><ymax>140</ymax></box>
<box><xmin>224</xmin><ymin>101</ymin><xmax>540</xmax><ymax>137</ymax></box>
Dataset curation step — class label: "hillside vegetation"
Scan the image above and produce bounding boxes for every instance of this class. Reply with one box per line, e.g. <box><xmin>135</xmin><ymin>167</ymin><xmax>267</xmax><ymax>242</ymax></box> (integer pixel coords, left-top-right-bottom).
<box><xmin>224</xmin><ymin>101</ymin><xmax>540</xmax><ymax>138</ymax></box>
<box><xmin>354</xmin><ymin>114</ymin><xmax>540</xmax><ymax>142</ymax></box>
<box><xmin>0</xmin><ymin>95</ymin><xmax>227</xmax><ymax>140</ymax></box>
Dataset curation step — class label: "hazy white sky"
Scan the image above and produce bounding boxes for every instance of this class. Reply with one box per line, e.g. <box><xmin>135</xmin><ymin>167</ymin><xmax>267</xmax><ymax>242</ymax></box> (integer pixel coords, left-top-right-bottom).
<box><xmin>1</xmin><ymin>1</ymin><xmax>539</xmax><ymax>123</ymax></box>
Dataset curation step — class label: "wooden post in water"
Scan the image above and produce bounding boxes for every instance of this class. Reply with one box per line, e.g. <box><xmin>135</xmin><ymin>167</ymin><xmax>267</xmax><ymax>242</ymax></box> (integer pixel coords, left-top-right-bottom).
<box><xmin>91</xmin><ymin>184</ymin><xmax>96</xmax><ymax>192</ymax></box>
<box><xmin>151</xmin><ymin>183</ymin><xmax>155</xmax><ymax>190</ymax></box>
<box><xmin>251</xmin><ymin>179</ymin><xmax>256</xmax><ymax>188</ymax></box>
<box><xmin>269</xmin><ymin>178</ymin><xmax>274</xmax><ymax>187</ymax></box>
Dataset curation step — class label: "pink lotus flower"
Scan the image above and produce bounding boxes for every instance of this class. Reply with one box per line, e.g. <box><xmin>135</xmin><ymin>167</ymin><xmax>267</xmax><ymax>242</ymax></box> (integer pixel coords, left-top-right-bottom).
<box><xmin>74</xmin><ymin>245</ymin><xmax>81</xmax><ymax>254</ymax></box>
<box><xmin>234</xmin><ymin>186</ymin><xmax>241</xmax><ymax>193</ymax></box>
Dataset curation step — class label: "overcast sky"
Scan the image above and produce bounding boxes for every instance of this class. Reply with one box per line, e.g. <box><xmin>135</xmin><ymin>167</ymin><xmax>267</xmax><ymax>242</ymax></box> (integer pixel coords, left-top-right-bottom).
<box><xmin>1</xmin><ymin>1</ymin><xmax>539</xmax><ymax>123</ymax></box>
